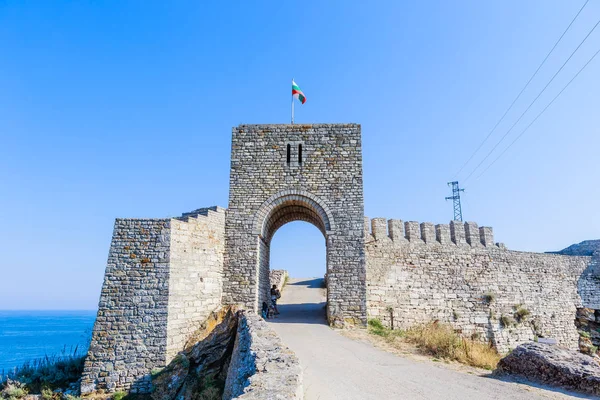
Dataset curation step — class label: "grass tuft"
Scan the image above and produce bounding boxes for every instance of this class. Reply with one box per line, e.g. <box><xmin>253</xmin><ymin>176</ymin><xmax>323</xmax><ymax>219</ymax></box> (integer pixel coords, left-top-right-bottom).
<box><xmin>482</xmin><ymin>292</ymin><xmax>496</xmax><ymax>304</ymax></box>
<box><xmin>405</xmin><ymin>322</ymin><xmax>501</xmax><ymax>370</ymax></box>
<box><xmin>514</xmin><ymin>306</ymin><xmax>530</xmax><ymax>322</ymax></box>
<box><xmin>367</xmin><ymin>319</ymin><xmax>404</xmax><ymax>339</ymax></box>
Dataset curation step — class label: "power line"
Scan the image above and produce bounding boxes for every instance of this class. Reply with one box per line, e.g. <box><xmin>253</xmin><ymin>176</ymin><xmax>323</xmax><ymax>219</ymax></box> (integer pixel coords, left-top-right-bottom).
<box><xmin>463</xmin><ymin>16</ymin><xmax>600</xmax><ymax>184</ymax></box>
<box><xmin>453</xmin><ymin>0</ymin><xmax>590</xmax><ymax>178</ymax></box>
<box><xmin>473</xmin><ymin>45</ymin><xmax>600</xmax><ymax>181</ymax></box>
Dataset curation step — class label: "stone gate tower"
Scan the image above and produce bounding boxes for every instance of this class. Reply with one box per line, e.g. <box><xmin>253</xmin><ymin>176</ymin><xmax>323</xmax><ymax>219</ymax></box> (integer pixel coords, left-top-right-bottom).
<box><xmin>223</xmin><ymin>124</ymin><xmax>367</xmax><ymax>325</ymax></box>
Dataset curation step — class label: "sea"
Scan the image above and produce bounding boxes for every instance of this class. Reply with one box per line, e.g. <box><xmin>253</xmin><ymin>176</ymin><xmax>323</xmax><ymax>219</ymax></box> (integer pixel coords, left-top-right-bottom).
<box><xmin>0</xmin><ymin>310</ymin><xmax>97</xmax><ymax>373</ymax></box>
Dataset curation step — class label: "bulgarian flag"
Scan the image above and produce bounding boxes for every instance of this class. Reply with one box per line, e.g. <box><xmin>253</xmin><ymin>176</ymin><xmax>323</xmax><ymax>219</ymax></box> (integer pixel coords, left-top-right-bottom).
<box><xmin>292</xmin><ymin>80</ymin><xmax>306</xmax><ymax>104</ymax></box>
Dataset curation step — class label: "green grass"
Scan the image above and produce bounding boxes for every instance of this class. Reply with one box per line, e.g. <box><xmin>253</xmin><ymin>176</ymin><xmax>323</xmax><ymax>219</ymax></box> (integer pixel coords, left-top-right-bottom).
<box><xmin>113</xmin><ymin>391</ymin><xmax>127</xmax><ymax>400</ymax></box>
<box><xmin>367</xmin><ymin>319</ymin><xmax>405</xmax><ymax>338</ymax></box>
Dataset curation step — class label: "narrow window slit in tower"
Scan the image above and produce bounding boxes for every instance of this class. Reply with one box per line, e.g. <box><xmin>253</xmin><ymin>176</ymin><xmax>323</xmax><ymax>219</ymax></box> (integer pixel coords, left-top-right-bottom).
<box><xmin>298</xmin><ymin>144</ymin><xmax>303</xmax><ymax>165</ymax></box>
<box><xmin>286</xmin><ymin>144</ymin><xmax>291</xmax><ymax>165</ymax></box>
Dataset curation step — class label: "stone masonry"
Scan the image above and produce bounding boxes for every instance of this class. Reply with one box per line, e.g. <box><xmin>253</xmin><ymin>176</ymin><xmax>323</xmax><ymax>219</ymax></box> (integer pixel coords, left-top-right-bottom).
<box><xmin>223</xmin><ymin>124</ymin><xmax>366</xmax><ymax>326</ymax></box>
<box><xmin>81</xmin><ymin>207</ymin><xmax>225</xmax><ymax>393</ymax></box>
<box><xmin>82</xmin><ymin>122</ymin><xmax>600</xmax><ymax>394</ymax></box>
<box><xmin>365</xmin><ymin>217</ymin><xmax>599</xmax><ymax>353</ymax></box>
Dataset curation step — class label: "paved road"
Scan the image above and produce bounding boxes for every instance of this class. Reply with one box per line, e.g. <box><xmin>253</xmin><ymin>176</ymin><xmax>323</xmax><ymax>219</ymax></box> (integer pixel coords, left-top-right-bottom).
<box><xmin>268</xmin><ymin>278</ymin><xmax>590</xmax><ymax>400</ymax></box>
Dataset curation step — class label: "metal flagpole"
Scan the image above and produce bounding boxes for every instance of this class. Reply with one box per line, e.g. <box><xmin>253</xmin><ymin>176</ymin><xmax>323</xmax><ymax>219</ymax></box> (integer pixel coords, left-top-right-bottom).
<box><xmin>291</xmin><ymin>78</ymin><xmax>294</xmax><ymax>124</ymax></box>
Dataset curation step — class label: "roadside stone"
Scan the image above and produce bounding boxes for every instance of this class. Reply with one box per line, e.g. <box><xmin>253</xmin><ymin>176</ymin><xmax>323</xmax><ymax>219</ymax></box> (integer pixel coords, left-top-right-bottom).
<box><xmin>495</xmin><ymin>342</ymin><xmax>600</xmax><ymax>396</ymax></box>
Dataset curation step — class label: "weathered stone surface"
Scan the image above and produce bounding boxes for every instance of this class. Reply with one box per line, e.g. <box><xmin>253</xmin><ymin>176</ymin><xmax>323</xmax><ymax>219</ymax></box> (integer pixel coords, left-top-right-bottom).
<box><xmin>495</xmin><ymin>342</ymin><xmax>600</xmax><ymax>396</ymax></box>
<box><xmin>365</xmin><ymin>217</ymin><xmax>599</xmax><ymax>353</ymax></box>
<box><xmin>269</xmin><ymin>270</ymin><xmax>288</xmax><ymax>293</ymax></box>
<box><xmin>81</xmin><ymin>207</ymin><xmax>226</xmax><ymax>394</ymax></box>
<box><xmin>223</xmin><ymin>311</ymin><xmax>302</xmax><ymax>399</ymax></box>
<box><xmin>152</xmin><ymin>308</ymin><xmax>238</xmax><ymax>400</ymax></box>
<box><xmin>223</xmin><ymin>124</ymin><xmax>366</xmax><ymax>326</ymax></box>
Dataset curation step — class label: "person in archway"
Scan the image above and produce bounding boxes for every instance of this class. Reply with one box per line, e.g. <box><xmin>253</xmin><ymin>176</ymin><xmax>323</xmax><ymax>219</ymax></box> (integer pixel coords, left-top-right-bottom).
<box><xmin>270</xmin><ymin>284</ymin><xmax>281</xmax><ymax>315</ymax></box>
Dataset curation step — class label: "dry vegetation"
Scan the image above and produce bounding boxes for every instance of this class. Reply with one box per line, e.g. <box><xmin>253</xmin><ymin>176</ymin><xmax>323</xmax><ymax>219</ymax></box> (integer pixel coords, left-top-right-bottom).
<box><xmin>367</xmin><ymin>319</ymin><xmax>501</xmax><ymax>370</ymax></box>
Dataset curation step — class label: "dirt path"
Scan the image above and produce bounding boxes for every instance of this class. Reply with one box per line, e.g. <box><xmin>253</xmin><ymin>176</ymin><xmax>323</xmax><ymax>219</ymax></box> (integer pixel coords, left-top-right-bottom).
<box><xmin>267</xmin><ymin>278</ymin><xmax>591</xmax><ymax>400</ymax></box>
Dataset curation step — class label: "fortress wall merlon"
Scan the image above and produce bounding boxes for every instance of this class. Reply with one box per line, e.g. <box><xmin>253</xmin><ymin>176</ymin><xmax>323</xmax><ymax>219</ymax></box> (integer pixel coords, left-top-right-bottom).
<box><xmin>464</xmin><ymin>222</ymin><xmax>481</xmax><ymax>247</ymax></box>
<box><xmin>371</xmin><ymin>218</ymin><xmax>389</xmax><ymax>241</ymax></box>
<box><xmin>479</xmin><ymin>226</ymin><xmax>494</xmax><ymax>247</ymax></box>
<box><xmin>450</xmin><ymin>220</ymin><xmax>467</xmax><ymax>245</ymax></box>
<box><xmin>435</xmin><ymin>224</ymin><xmax>451</xmax><ymax>244</ymax></box>
<box><xmin>420</xmin><ymin>222</ymin><xmax>436</xmax><ymax>244</ymax></box>
<box><xmin>404</xmin><ymin>221</ymin><xmax>422</xmax><ymax>242</ymax></box>
<box><xmin>388</xmin><ymin>219</ymin><xmax>406</xmax><ymax>243</ymax></box>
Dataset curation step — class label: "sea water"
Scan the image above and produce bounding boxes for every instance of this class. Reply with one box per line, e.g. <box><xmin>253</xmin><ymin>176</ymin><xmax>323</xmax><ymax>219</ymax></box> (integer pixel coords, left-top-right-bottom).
<box><xmin>0</xmin><ymin>310</ymin><xmax>96</xmax><ymax>373</ymax></box>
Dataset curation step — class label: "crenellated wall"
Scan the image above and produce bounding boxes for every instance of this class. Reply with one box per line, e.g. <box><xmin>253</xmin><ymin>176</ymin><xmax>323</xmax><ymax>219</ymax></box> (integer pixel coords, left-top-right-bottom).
<box><xmin>364</xmin><ymin>217</ymin><xmax>596</xmax><ymax>353</ymax></box>
<box><xmin>81</xmin><ymin>207</ymin><xmax>226</xmax><ymax>394</ymax></box>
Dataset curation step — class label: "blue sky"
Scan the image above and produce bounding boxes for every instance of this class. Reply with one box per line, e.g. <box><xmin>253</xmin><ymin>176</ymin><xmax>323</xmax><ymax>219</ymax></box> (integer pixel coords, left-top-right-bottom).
<box><xmin>1</xmin><ymin>1</ymin><xmax>598</xmax><ymax>309</ymax></box>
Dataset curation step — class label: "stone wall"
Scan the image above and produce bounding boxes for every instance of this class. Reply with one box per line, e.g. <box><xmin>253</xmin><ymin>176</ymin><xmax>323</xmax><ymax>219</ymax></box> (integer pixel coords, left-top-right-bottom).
<box><xmin>269</xmin><ymin>269</ymin><xmax>288</xmax><ymax>292</ymax></box>
<box><xmin>223</xmin><ymin>311</ymin><xmax>303</xmax><ymax>399</ymax></box>
<box><xmin>167</xmin><ymin>207</ymin><xmax>226</xmax><ymax>360</ymax></box>
<box><xmin>365</xmin><ymin>217</ymin><xmax>595</xmax><ymax>353</ymax></box>
<box><xmin>81</xmin><ymin>207</ymin><xmax>226</xmax><ymax>394</ymax></box>
<box><xmin>224</xmin><ymin>124</ymin><xmax>366</xmax><ymax>326</ymax></box>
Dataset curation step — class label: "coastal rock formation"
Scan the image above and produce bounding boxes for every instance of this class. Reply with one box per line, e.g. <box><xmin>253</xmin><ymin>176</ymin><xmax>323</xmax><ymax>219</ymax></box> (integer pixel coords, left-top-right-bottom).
<box><xmin>552</xmin><ymin>240</ymin><xmax>600</xmax><ymax>257</ymax></box>
<box><xmin>495</xmin><ymin>342</ymin><xmax>600</xmax><ymax>396</ymax></box>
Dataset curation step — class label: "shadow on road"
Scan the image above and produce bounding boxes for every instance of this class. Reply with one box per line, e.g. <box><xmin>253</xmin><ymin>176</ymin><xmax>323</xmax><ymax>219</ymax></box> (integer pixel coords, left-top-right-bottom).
<box><xmin>485</xmin><ymin>374</ymin><xmax>593</xmax><ymax>399</ymax></box>
<box><xmin>267</xmin><ymin>302</ymin><xmax>328</xmax><ymax>325</ymax></box>
<box><xmin>289</xmin><ymin>278</ymin><xmax>325</xmax><ymax>289</ymax></box>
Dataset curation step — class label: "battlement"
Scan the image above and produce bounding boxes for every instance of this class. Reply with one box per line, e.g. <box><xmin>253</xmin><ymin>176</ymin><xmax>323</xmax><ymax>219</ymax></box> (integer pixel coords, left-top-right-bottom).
<box><xmin>177</xmin><ymin>206</ymin><xmax>226</xmax><ymax>222</ymax></box>
<box><xmin>364</xmin><ymin>217</ymin><xmax>503</xmax><ymax>248</ymax></box>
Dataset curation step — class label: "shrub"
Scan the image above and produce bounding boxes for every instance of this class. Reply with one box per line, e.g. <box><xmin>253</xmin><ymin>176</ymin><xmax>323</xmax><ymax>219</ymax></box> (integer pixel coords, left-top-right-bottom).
<box><xmin>0</xmin><ymin>346</ymin><xmax>86</xmax><ymax>394</ymax></box>
<box><xmin>40</xmin><ymin>388</ymin><xmax>55</xmax><ymax>400</ymax></box>
<box><xmin>1</xmin><ymin>379</ymin><xmax>28</xmax><ymax>400</ymax></box>
<box><xmin>112</xmin><ymin>391</ymin><xmax>127</xmax><ymax>400</ymax></box>
<box><xmin>482</xmin><ymin>292</ymin><xmax>496</xmax><ymax>304</ymax></box>
<box><xmin>514</xmin><ymin>306</ymin><xmax>530</xmax><ymax>322</ymax></box>
<box><xmin>500</xmin><ymin>315</ymin><xmax>515</xmax><ymax>328</ymax></box>
<box><xmin>579</xmin><ymin>330</ymin><xmax>591</xmax><ymax>339</ymax></box>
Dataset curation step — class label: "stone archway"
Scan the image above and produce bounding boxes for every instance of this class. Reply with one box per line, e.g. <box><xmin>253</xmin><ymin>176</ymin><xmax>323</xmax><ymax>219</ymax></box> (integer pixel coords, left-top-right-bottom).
<box><xmin>253</xmin><ymin>191</ymin><xmax>334</xmax><ymax>314</ymax></box>
<box><xmin>223</xmin><ymin>123</ymin><xmax>367</xmax><ymax>326</ymax></box>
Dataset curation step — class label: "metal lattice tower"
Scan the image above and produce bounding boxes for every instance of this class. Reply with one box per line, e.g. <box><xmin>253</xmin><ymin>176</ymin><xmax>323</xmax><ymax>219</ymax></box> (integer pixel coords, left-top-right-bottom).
<box><xmin>445</xmin><ymin>181</ymin><xmax>465</xmax><ymax>221</ymax></box>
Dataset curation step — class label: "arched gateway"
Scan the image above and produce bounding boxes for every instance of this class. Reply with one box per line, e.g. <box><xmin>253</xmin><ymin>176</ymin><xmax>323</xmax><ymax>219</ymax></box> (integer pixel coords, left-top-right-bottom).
<box><xmin>223</xmin><ymin>124</ymin><xmax>367</xmax><ymax>325</ymax></box>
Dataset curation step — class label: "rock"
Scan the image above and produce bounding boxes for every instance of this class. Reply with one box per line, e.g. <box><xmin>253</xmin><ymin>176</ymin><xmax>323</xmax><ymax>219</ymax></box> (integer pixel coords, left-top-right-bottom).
<box><xmin>151</xmin><ymin>308</ymin><xmax>238</xmax><ymax>400</ymax></box>
<box><xmin>495</xmin><ymin>342</ymin><xmax>600</xmax><ymax>396</ymax></box>
<box><xmin>551</xmin><ymin>240</ymin><xmax>600</xmax><ymax>257</ymax></box>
